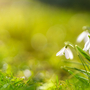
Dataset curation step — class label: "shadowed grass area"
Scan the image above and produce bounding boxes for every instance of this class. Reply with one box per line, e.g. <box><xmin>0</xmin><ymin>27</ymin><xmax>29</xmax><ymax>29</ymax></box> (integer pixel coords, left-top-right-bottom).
<box><xmin>38</xmin><ymin>0</ymin><xmax>90</xmax><ymax>10</ymax></box>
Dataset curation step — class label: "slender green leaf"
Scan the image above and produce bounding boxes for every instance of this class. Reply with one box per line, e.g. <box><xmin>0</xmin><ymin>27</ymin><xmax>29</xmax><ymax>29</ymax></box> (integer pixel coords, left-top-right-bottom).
<box><xmin>66</xmin><ymin>67</ymin><xmax>90</xmax><ymax>77</ymax></box>
<box><xmin>63</xmin><ymin>68</ymin><xmax>89</xmax><ymax>85</ymax></box>
<box><xmin>75</xmin><ymin>45</ymin><xmax>90</xmax><ymax>62</ymax></box>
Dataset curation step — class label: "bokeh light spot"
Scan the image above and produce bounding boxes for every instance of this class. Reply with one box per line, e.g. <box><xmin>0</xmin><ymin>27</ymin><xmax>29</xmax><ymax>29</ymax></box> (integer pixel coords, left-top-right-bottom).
<box><xmin>31</xmin><ymin>33</ymin><xmax>47</xmax><ymax>51</ymax></box>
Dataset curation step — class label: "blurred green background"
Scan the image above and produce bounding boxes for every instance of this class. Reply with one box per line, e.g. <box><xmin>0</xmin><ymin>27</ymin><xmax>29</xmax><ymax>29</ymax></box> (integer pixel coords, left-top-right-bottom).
<box><xmin>0</xmin><ymin>0</ymin><xmax>90</xmax><ymax>82</ymax></box>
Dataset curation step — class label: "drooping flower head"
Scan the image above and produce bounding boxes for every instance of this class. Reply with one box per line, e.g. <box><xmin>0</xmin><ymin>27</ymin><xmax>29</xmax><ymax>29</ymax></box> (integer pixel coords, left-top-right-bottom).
<box><xmin>77</xmin><ymin>26</ymin><xmax>90</xmax><ymax>43</ymax></box>
<box><xmin>56</xmin><ymin>42</ymin><xmax>73</xmax><ymax>59</ymax></box>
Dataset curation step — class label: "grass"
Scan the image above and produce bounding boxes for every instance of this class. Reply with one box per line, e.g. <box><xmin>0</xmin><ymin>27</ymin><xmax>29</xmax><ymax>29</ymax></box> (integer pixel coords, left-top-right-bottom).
<box><xmin>0</xmin><ymin>0</ymin><xmax>90</xmax><ymax>90</ymax></box>
<box><xmin>0</xmin><ymin>71</ymin><xmax>90</xmax><ymax>90</ymax></box>
<box><xmin>0</xmin><ymin>71</ymin><xmax>39</xmax><ymax>90</ymax></box>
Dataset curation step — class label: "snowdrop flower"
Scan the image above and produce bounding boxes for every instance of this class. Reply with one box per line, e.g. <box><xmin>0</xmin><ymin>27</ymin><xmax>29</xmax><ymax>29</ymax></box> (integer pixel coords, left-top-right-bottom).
<box><xmin>56</xmin><ymin>46</ymin><xmax>73</xmax><ymax>59</ymax></box>
<box><xmin>77</xmin><ymin>30</ymin><xmax>89</xmax><ymax>43</ymax></box>
<box><xmin>83</xmin><ymin>37</ymin><xmax>90</xmax><ymax>54</ymax></box>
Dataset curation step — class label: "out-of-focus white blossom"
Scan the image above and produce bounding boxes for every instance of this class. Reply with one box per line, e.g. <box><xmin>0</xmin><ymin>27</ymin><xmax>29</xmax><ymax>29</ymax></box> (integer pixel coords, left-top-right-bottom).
<box><xmin>77</xmin><ymin>31</ymin><xmax>89</xmax><ymax>43</ymax></box>
<box><xmin>56</xmin><ymin>47</ymin><xmax>73</xmax><ymax>59</ymax></box>
<box><xmin>3</xmin><ymin>63</ymin><xmax>8</xmax><ymax>70</ymax></box>
<box><xmin>23</xmin><ymin>69</ymin><xmax>31</xmax><ymax>78</ymax></box>
<box><xmin>21</xmin><ymin>76</ymin><xmax>25</xmax><ymax>79</ymax></box>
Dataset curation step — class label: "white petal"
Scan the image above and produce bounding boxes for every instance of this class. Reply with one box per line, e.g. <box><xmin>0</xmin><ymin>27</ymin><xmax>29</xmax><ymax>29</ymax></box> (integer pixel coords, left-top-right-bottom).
<box><xmin>83</xmin><ymin>47</ymin><xmax>87</xmax><ymax>51</ymax></box>
<box><xmin>84</xmin><ymin>33</ymin><xmax>89</xmax><ymax>43</ymax></box>
<box><xmin>65</xmin><ymin>49</ymin><xmax>70</xmax><ymax>59</ymax></box>
<box><xmin>83</xmin><ymin>39</ymin><xmax>90</xmax><ymax>51</ymax></box>
<box><xmin>56</xmin><ymin>47</ymin><xmax>65</xmax><ymax>56</ymax></box>
<box><xmin>89</xmin><ymin>49</ymin><xmax>90</xmax><ymax>54</ymax></box>
<box><xmin>77</xmin><ymin>31</ymin><xmax>87</xmax><ymax>42</ymax></box>
<box><xmin>67</xmin><ymin>48</ymin><xmax>73</xmax><ymax>59</ymax></box>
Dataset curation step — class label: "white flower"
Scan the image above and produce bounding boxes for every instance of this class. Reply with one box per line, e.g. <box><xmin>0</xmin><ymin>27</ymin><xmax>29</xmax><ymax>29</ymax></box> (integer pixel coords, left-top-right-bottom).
<box><xmin>77</xmin><ymin>31</ymin><xmax>89</xmax><ymax>43</ymax></box>
<box><xmin>56</xmin><ymin>47</ymin><xmax>65</xmax><ymax>56</ymax></box>
<box><xmin>56</xmin><ymin>47</ymin><xmax>73</xmax><ymax>59</ymax></box>
<box><xmin>83</xmin><ymin>38</ymin><xmax>90</xmax><ymax>54</ymax></box>
<box><xmin>23</xmin><ymin>69</ymin><xmax>31</xmax><ymax>78</ymax></box>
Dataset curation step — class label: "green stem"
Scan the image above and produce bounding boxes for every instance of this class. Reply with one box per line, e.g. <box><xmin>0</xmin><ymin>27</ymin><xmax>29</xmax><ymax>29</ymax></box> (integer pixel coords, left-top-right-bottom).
<box><xmin>78</xmin><ymin>54</ymin><xmax>90</xmax><ymax>83</ymax></box>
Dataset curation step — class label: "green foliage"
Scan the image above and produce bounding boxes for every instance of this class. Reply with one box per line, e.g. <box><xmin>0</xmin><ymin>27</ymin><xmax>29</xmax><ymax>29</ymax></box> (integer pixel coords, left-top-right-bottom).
<box><xmin>63</xmin><ymin>67</ymin><xmax>89</xmax><ymax>85</ymax></box>
<box><xmin>75</xmin><ymin>45</ymin><xmax>90</xmax><ymax>62</ymax></box>
<box><xmin>66</xmin><ymin>67</ymin><xmax>90</xmax><ymax>77</ymax></box>
<box><xmin>0</xmin><ymin>71</ymin><xmax>42</xmax><ymax>90</ymax></box>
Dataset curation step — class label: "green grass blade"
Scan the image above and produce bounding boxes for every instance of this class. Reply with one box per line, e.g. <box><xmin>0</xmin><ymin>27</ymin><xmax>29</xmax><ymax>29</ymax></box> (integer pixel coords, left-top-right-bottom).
<box><xmin>75</xmin><ymin>45</ymin><xmax>90</xmax><ymax>62</ymax></box>
<box><xmin>66</xmin><ymin>67</ymin><xmax>90</xmax><ymax>77</ymax></box>
<box><xmin>63</xmin><ymin>68</ymin><xmax>89</xmax><ymax>85</ymax></box>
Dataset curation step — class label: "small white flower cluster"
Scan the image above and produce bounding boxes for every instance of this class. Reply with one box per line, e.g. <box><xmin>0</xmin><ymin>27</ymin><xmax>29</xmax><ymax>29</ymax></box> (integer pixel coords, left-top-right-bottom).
<box><xmin>56</xmin><ymin>26</ymin><xmax>90</xmax><ymax>59</ymax></box>
<box><xmin>77</xmin><ymin>26</ymin><xmax>90</xmax><ymax>53</ymax></box>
